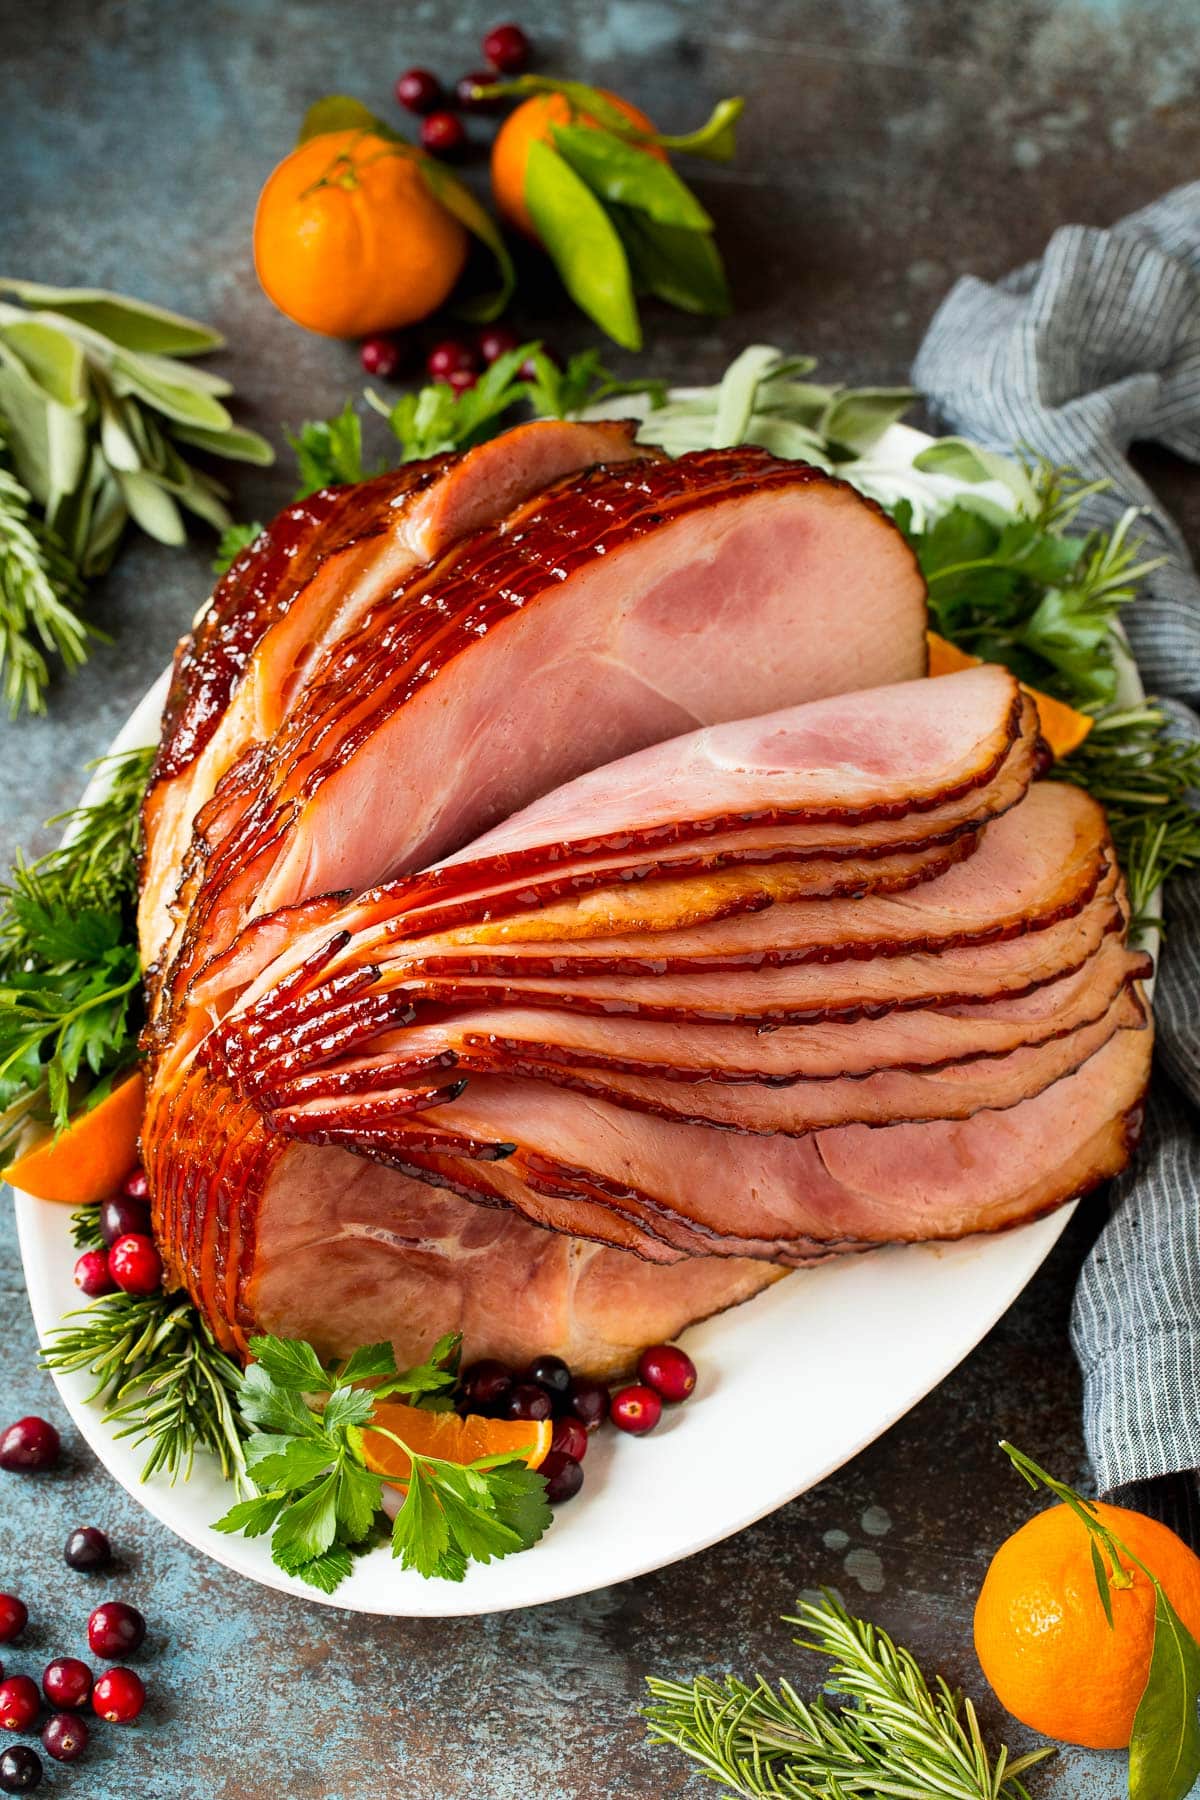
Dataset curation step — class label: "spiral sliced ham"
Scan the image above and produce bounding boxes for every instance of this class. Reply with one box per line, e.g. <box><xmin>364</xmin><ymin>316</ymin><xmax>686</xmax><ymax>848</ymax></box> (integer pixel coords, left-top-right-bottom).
<box><xmin>139</xmin><ymin>431</ymin><xmax>1152</xmax><ymax>1379</ymax></box>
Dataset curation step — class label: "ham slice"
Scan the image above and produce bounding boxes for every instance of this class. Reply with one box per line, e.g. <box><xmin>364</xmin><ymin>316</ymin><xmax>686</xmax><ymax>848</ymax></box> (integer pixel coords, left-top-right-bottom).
<box><xmin>155</xmin><ymin>448</ymin><xmax>928</xmax><ymax>1039</ymax></box>
<box><xmin>296</xmin><ymin>1023</ymin><xmax>1151</xmax><ymax>1264</ymax></box>
<box><xmin>140</xmin><ymin>420</ymin><xmax>653</xmax><ymax>979</ymax></box>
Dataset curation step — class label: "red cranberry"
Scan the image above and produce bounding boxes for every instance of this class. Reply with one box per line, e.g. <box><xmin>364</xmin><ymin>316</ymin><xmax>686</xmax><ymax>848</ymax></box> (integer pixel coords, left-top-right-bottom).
<box><xmin>91</xmin><ymin>1667</ymin><xmax>144</xmax><ymax>1725</ymax></box>
<box><xmin>460</xmin><ymin>1360</ymin><xmax>512</xmax><ymax>1411</ymax></box>
<box><xmin>426</xmin><ymin>338</ymin><xmax>477</xmax><ymax>381</ymax></box>
<box><xmin>395</xmin><ymin>67</ymin><xmax>443</xmax><ymax>114</ymax></box>
<box><xmin>0</xmin><ymin>1745</ymin><xmax>41</xmax><ymax>1793</ymax></box>
<box><xmin>0</xmin><ymin>1676</ymin><xmax>39</xmax><ymax>1732</ymax></box>
<box><xmin>119</xmin><ymin>1167</ymin><xmax>149</xmax><ymax>1201</ymax></box>
<box><xmin>550</xmin><ymin>1415</ymin><xmax>588</xmax><ymax>1462</ymax></box>
<box><xmin>108</xmin><ymin>1234</ymin><xmax>162</xmax><ymax>1297</ymax></box>
<box><xmin>420</xmin><ymin>111</ymin><xmax>468</xmax><ymax>157</ymax></box>
<box><xmin>0</xmin><ymin>1418</ymin><xmax>59</xmax><ymax>1473</ymax></box>
<box><xmin>566</xmin><ymin>1377</ymin><xmax>609</xmax><ymax>1432</ymax></box>
<box><xmin>99</xmin><ymin>1195</ymin><xmax>151</xmax><ymax>1245</ymax></box>
<box><xmin>503</xmin><ymin>1383</ymin><xmax>554</xmax><ymax>1423</ymax></box>
<box><xmin>87</xmin><ymin>1601</ymin><xmax>145</xmax><ymax>1660</ymax></box>
<box><xmin>610</xmin><ymin>1384</ymin><xmax>662</xmax><ymax>1435</ymax></box>
<box><xmin>73</xmin><ymin>1249</ymin><xmax>115</xmax><ymax>1298</ymax></box>
<box><xmin>0</xmin><ymin>1601</ymin><xmax>26</xmax><ymax>1647</ymax></box>
<box><xmin>447</xmin><ymin>367</ymin><xmax>478</xmax><ymax>395</ymax></box>
<box><xmin>65</xmin><ymin>1527</ymin><xmax>111</xmax><ymax>1573</ymax></box>
<box><xmin>41</xmin><ymin>1714</ymin><xmax>88</xmax><ymax>1764</ymax></box>
<box><xmin>477</xmin><ymin>323</ymin><xmax>521</xmax><ymax>365</ymax></box>
<box><xmin>483</xmin><ymin>22</ymin><xmax>531</xmax><ymax>72</ymax></box>
<box><xmin>541</xmin><ymin>1450</ymin><xmax>583</xmax><ymax>1504</ymax></box>
<box><xmin>637</xmin><ymin>1343</ymin><xmax>697</xmax><ymax>1404</ymax></box>
<box><xmin>456</xmin><ymin>71</ymin><xmax>504</xmax><ymax>113</ymax></box>
<box><xmin>41</xmin><ymin>1660</ymin><xmax>91</xmax><ymax>1711</ymax></box>
<box><xmin>360</xmin><ymin>335</ymin><xmax>403</xmax><ymax>379</ymax></box>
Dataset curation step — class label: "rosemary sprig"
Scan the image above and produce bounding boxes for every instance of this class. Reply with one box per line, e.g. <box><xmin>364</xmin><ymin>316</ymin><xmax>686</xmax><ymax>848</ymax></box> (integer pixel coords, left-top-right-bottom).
<box><xmin>69</xmin><ymin>1204</ymin><xmax>105</xmax><ymax>1250</ymax></box>
<box><xmin>644</xmin><ymin>1591</ymin><xmax>1053</xmax><ymax>1799</ymax></box>
<box><xmin>0</xmin><ymin>424</ymin><xmax>91</xmax><ymax>716</ymax></box>
<box><xmin>41</xmin><ymin>1290</ymin><xmax>249</xmax><ymax>1485</ymax></box>
<box><xmin>1050</xmin><ymin>706</ymin><xmax>1200</xmax><ymax>920</ymax></box>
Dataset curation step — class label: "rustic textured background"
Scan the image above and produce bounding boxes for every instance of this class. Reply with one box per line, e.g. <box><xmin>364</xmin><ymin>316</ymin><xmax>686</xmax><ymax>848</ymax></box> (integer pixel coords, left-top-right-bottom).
<box><xmin>2</xmin><ymin>1</ymin><xmax>1197</xmax><ymax>1794</ymax></box>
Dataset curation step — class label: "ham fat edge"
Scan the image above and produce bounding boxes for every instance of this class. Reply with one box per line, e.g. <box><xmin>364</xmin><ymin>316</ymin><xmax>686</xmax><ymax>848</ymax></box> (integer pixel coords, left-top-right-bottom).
<box><xmin>137</xmin><ymin>431</ymin><xmax>1151</xmax><ymax>1375</ymax></box>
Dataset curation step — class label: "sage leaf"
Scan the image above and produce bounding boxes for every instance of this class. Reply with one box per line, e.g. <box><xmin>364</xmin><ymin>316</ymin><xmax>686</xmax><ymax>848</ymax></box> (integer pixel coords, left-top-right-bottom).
<box><xmin>819</xmin><ymin>388</ymin><xmax>919</xmax><ymax>456</ymax></box>
<box><xmin>524</xmin><ymin>140</ymin><xmax>641</xmax><ymax>350</ymax></box>
<box><xmin>0</xmin><ymin>280</ymin><xmax>223</xmax><ymax>356</ymax></box>
<box><xmin>0</xmin><ymin>320</ymin><xmax>87</xmax><ymax>411</ymax></box>
<box><xmin>116</xmin><ymin>470</ymin><xmax>185</xmax><ymax>546</ymax></box>
<box><xmin>551</xmin><ymin>124</ymin><xmax>712</xmax><ymax>230</ymax></box>
<box><xmin>1130</xmin><ymin>1586</ymin><xmax>1200</xmax><ymax>1800</ymax></box>
<box><xmin>172</xmin><ymin>421</ymin><xmax>275</xmax><ymax>465</ymax></box>
<box><xmin>44</xmin><ymin>405</ymin><xmax>90</xmax><ymax>509</ymax></box>
<box><xmin>110</xmin><ymin>356</ymin><xmax>233</xmax><ymax>431</ymax></box>
<box><xmin>912</xmin><ymin>437</ymin><xmax>1038</xmax><ymax>509</ymax></box>
<box><xmin>614</xmin><ymin>208</ymin><xmax>730</xmax><ymax>316</ymax></box>
<box><xmin>0</xmin><ymin>343</ymin><xmax>55</xmax><ymax>502</ymax></box>
<box><xmin>711</xmin><ymin>344</ymin><xmax>786</xmax><ymax>448</ymax></box>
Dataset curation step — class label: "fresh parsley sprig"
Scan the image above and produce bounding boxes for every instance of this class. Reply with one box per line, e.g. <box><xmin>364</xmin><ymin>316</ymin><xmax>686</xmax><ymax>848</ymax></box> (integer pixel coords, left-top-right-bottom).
<box><xmin>213</xmin><ymin>1332</ymin><xmax>552</xmax><ymax>1593</ymax></box>
<box><xmin>645</xmin><ymin>1590</ymin><xmax>1053</xmax><ymax>1799</ymax></box>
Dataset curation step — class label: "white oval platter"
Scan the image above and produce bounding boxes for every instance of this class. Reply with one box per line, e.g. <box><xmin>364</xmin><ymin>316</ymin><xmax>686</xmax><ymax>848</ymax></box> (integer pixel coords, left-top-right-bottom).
<box><xmin>13</xmin><ymin>423</ymin><xmax>1154</xmax><ymax>1615</ymax></box>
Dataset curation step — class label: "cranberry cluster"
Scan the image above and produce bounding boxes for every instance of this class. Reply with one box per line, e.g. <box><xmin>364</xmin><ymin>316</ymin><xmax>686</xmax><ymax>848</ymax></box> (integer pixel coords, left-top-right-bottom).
<box><xmin>394</xmin><ymin>21</ymin><xmax>532</xmax><ymax>159</ymax></box>
<box><xmin>460</xmin><ymin>1341</ymin><xmax>699</xmax><ymax>1505</ymax></box>
<box><xmin>72</xmin><ymin>1168</ymin><xmax>162</xmax><ymax>1300</ymax></box>
<box><xmin>0</xmin><ymin>1572</ymin><xmax>148</xmax><ymax>1791</ymax></box>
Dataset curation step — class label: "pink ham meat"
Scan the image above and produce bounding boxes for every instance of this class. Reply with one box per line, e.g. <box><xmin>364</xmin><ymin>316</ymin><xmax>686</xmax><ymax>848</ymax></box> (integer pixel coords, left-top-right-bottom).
<box><xmin>140</xmin><ymin>420</ymin><xmax>653</xmax><ymax>980</ymax></box>
<box><xmin>202</xmin><ymin>665</ymin><xmax>1030</xmax><ymax>1027</ymax></box>
<box><xmin>279</xmin><ymin>1025</ymin><xmax>1151</xmax><ymax>1264</ymax></box>
<box><xmin>155</xmin><ymin>448</ymin><xmax>929</xmax><ymax>1041</ymax></box>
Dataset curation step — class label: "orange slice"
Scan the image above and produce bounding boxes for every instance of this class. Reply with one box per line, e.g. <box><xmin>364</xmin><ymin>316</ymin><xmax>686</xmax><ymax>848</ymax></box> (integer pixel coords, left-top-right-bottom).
<box><xmin>4</xmin><ymin>1070</ymin><xmax>145</xmax><ymax>1204</ymax></box>
<box><xmin>926</xmin><ymin>631</ymin><xmax>1094</xmax><ymax>759</ymax></box>
<box><xmin>359</xmin><ymin>1400</ymin><xmax>553</xmax><ymax>1488</ymax></box>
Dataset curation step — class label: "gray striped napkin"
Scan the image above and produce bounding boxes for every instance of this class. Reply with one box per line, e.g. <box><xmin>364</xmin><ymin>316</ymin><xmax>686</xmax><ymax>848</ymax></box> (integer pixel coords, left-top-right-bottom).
<box><xmin>913</xmin><ymin>182</ymin><xmax>1200</xmax><ymax>1534</ymax></box>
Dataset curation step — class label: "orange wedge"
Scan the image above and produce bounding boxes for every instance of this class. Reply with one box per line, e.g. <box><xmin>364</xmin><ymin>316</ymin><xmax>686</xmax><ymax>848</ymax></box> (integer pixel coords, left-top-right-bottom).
<box><xmin>926</xmin><ymin>631</ymin><xmax>1094</xmax><ymax>759</ymax></box>
<box><xmin>359</xmin><ymin>1400</ymin><xmax>553</xmax><ymax>1486</ymax></box>
<box><xmin>3</xmin><ymin>1070</ymin><xmax>145</xmax><ymax>1205</ymax></box>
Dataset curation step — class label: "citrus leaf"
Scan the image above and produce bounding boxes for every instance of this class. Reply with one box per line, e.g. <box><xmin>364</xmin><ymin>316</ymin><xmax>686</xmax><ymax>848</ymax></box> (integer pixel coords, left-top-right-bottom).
<box><xmin>414</xmin><ymin>159</ymin><xmax>515</xmax><ymax>323</ymax></box>
<box><xmin>0</xmin><ymin>281</ymin><xmax>223</xmax><ymax>356</ymax></box>
<box><xmin>651</xmin><ymin>96</ymin><xmax>744</xmax><ymax>161</ymax></box>
<box><xmin>614</xmin><ymin>208</ymin><xmax>730</xmax><ymax>317</ymax></box>
<box><xmin>1129</xmin><ymin>1585</ymin><xmax>1200</xmax><ymax>1800</ymax></box>
<box><xmin>551</xmin><ymin>124</ymin><xmax>712</xmax><ymax>230</ymax></box>
<box><xmin>297</xmin><ymin>94</ymin><xmax>390</xmax><ymax>143</ymax></box>
<box><xmin>523</xmin><ymin>140</ymin><xmax>640</xmax><ymax>350</ymax></box>
<box><xmin>1090</xmin><ymin>1539</ymin><xmax>1115</xmax><ymax>1627</ymax></box>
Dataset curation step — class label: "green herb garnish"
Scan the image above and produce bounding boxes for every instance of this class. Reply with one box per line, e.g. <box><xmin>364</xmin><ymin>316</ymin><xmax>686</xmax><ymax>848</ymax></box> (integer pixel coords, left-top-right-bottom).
<box><xmin>0</xmin><ymin>281</ymin><xmax>272</xmax><ymax>710</ymax></box>
<box><xmin>645</xmin><ymin>1589</ymin><xmax>1052</xmax><ymax>1799</ymax></box>
<box><xmin>0</xmin><ymin>745</ymin><xmax>152</xmax><ymax>1150</ymax></box>
<box><xmin>212</xmin><ymin>1332</ymin><xmax>551</xmax><ymax>1592</ymax></box>
<box><xmin>41</xmin><ymin>1289</ymin><xmax>249</xmax><ymax>1484</ymax></box>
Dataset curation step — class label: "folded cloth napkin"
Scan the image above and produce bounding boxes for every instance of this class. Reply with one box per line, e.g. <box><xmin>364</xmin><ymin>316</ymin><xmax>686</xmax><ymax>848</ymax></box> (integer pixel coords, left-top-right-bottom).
<box><xmin>913</xmin><ymin>182</ymin><xmax>1200</xmax><ymax>1538</ymax></box>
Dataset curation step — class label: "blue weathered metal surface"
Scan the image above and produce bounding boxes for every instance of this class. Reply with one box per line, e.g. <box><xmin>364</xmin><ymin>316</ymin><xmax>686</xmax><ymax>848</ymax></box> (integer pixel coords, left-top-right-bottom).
<box><xmin>2</xmin><ymin>1</ymin><xmax>1196</xmax><ymax>1793</ymax></box>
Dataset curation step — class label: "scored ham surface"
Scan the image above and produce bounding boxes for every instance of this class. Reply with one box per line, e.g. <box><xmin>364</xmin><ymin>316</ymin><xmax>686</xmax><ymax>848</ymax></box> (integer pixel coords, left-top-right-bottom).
<box><xmin>140</xmin><ymin>420</ymin><xmax>654</xmax><ymax>984</ymax></box>
<box><xmin>151</xmin><ymin>447</ymin><xmax>928</xmax><ymax>1053</ymax></box>
<box><xmin>139</xmin><ymin>429</ymin><xmax>1153</xmax><ymax>1379</ymax></box>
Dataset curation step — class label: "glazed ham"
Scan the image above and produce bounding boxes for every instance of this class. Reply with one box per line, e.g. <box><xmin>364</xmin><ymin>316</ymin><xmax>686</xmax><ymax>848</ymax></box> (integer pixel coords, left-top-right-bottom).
<box><xmin>139</xmin><ymin>429</ymin><xmax>1152</xmax><ymax>1377</ymax></box>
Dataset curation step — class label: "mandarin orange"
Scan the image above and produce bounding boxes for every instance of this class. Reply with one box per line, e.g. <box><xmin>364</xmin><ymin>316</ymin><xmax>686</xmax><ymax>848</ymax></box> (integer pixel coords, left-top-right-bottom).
<box><xmin>253</xmin><ymin>129</ymin><xmax>468</xmax><ymax>338</ymax></box>
<box><xmin>359</xmin><ymin>1400</ymin><xmax>553</xmax><ymax>1487</ymax></box>
<box><xmin>4</xmin><ymin>1071</ymin><xmax>144</xmax><ymax>1204</ymax></box>
<box><xmin>974</xmin><ymin>1501</ymin><xmax>1200</xmax><ymax>1748</ymax></box>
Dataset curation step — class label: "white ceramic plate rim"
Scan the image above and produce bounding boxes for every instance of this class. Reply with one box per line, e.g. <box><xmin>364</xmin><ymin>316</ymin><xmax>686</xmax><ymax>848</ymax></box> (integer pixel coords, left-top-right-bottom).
<box><xmin>13</xmin><ymin>422</ymin><xmax>1155</xmax><ymax>1616</ymax></box>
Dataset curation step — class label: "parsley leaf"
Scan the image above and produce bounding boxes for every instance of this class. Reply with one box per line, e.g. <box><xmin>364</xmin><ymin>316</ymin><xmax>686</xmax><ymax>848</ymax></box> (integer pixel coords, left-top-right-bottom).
<box><xmin>212</xmin><ymin>519</ymin><xmax>263</xmax><ymax>575</ymax></box>
<box><xmin>215</xmin><ymin>1333</ymin><xmax>551</xmax><ymax>1593</ymax></box>
<box><xmin>287</xmin><ymin>402</ymin><xmax>367</xmax><ymax>497</ymax></box>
